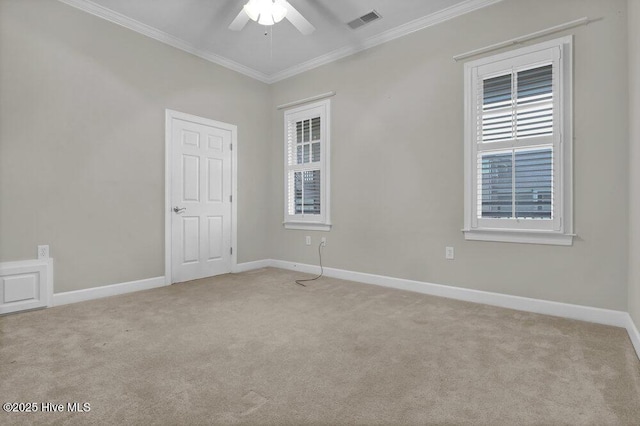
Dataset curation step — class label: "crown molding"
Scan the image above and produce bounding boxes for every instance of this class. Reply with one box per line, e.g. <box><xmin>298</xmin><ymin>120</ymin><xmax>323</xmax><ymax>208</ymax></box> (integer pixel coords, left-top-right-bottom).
<box><xmin>57</xmin><ymin>0</ymin><xmax>502</xmax><ymax>85</ymax></box>
<box><xmin>267</xmin><ymin>0</ymin><xmax>504</xmax><ymax>83</ymax></box>
<box><xmin>57</xmin><ymin>0</ymin><xmax>271</xmax><ymax>83</ymax></box>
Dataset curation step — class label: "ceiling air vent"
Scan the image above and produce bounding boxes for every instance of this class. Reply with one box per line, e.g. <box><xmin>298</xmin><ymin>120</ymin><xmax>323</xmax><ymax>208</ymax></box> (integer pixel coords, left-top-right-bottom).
<box><xmin>347</xmin><ymin>10</ymin><xmax>381</xmax><ymax>30</ymax></box>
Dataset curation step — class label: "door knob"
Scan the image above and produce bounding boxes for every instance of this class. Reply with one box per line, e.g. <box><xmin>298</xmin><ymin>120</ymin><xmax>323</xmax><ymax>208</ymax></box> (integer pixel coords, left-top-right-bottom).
<box><xmin>173</xmin><ymin>206</ymin><xmax>186</xmax><ymax>214</ymax></box>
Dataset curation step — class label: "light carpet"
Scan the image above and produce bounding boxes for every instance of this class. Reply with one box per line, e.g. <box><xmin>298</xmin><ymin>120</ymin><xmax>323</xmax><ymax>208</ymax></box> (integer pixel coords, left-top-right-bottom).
<box><xmin>1</xmin><ymin>267</ymin><xmax>639</xmax><ymax>425</ymax></box>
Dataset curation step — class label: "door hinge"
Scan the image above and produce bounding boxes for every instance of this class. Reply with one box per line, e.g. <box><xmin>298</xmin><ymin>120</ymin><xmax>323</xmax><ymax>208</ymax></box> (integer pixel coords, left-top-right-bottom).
<box><xmin>229</xmin><ymin>195</ymin><xmax>233</xmax><ymax>202</ymax></box>
<box><xmin>230</xmin><ymin>247</ymin><xmax>233</xmax><ymax>255</ymax></box>
<box><xmin>229</xmin><ymin>143</ymin><xmax>233</xmax><ymax>151</ymax></box>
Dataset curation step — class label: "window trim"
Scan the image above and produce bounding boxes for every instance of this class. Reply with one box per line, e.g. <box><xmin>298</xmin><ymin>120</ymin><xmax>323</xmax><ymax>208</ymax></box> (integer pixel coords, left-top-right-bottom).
<box><xmin>463</xmin><ymin>36</ymin><xmax>574</xmax><ymax>245</ymax></box>
<box><xmin>283</xmin><ymin>99</ymin><xmax>331</xmax><ymax>231</ymax></box>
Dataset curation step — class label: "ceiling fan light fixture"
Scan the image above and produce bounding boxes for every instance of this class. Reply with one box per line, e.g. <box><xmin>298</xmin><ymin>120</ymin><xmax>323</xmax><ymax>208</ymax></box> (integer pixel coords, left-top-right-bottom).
<box><xmin>258</xmin><ymin>13</ymin><xmax>275</xmax><ymax>26</ymax></box>
<box><xmin>243</xmin><ymin>0</ymin><xmax>287</xmax><ymax>26</ymax></box>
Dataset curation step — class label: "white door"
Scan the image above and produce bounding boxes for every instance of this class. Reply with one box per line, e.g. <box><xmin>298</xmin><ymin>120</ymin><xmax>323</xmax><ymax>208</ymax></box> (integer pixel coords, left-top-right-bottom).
<box><xmin>169</xmin><ymin>112</ymin><xmax>234</xmax><ymax>283</ymax></box>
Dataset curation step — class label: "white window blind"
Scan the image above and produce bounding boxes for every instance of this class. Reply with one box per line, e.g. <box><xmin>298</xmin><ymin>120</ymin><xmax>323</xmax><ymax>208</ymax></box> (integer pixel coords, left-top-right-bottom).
<box><xmin>284</xmin><ymin>99</ymin><xmax>331</xmax><ymax>230</ymax></box>
<box><xmin>477</xmin><ymin>63</ymin><xmax>554</xmax><ymax>221</ymax></box>
<box><xmin>464</xmin><ymin>37</ymin><xmax>573</xmax><ymax>245</ymax></box>
<box><xmin>288</xmin><ymin>117</ymin><xmax>321</xmax><ymax>215</ymax></box>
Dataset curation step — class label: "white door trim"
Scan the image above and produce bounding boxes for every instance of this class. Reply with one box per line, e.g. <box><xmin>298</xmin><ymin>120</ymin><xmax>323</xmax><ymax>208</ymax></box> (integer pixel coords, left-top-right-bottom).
<box><xmin>165</xmin><ymin>109</ymin><xmax>238</xmax><ymax>284</ymax></box>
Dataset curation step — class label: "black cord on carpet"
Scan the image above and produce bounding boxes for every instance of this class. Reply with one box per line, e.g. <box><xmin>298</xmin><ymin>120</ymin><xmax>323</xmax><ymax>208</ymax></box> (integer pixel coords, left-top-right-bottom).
<box><xmin>295</xmin><ymin>241</ymin><xmax>324</xmax><ymax>287</ymax></box>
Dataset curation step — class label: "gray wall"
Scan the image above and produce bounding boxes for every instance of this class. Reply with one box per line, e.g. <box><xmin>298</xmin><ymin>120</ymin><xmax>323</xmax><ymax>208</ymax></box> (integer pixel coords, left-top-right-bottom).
<box><xmin>629</xmin><ymin>0</ymin><xmax>640</xmax><ymax>327</ymax></box>
<box><xmin>270</xmin><ymin>0</ymin><xmax>630</xmax><ymax>311</ymax></box>
<box><xmin>1</xmin><ymin>0</ymin><xmax>634</xmax><ymax>313</ymax></box>
<box><xmin>0</xmin><ymin>0</ymin><xmax>271</xmax><ymax>292</ymax></box>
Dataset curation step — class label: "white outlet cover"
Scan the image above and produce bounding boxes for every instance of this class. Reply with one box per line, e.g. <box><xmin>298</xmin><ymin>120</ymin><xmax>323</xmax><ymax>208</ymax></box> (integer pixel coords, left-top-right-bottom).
<box><xmin>445</xmin><ymin>246</ymin><xmax>454</xmax><ymax>260</ymax></box>
<box><xmin>38</xmin><ymin>245</ymin><xmax>49</xmax><ymax>260</ymax></box>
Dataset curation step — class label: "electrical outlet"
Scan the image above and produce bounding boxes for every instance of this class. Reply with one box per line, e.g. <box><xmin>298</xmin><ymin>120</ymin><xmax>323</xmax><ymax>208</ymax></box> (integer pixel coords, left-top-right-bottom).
<box><xmin>38</xmin><ymin>245</ymin><xmax>49</xmax><ymax>260</ymax></box>
<box><xmin>305</xmin><ymin>236</ymin><xmax>311</xmax><ymax>246</ymax></box>
<box><xmin>445</xmin><ymin>246</ymin><xmax>454</xmax><ymax>260</ymax></box>
<box><xmin>321</xmin><ymin>237</ymin><xmax>327</xmax><ymax>246</ymax></box>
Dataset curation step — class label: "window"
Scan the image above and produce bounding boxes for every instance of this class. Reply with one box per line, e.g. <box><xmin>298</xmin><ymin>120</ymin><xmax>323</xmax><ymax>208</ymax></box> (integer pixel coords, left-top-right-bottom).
<box><xmin>284</xmin><ymin>99</ymin><xmax>331</xmax><ymax>230</ymax></box>
<box><xmin>463</xmin><ymin>37</ymin><xmax>573</xmax><ymax>245</ymax></box>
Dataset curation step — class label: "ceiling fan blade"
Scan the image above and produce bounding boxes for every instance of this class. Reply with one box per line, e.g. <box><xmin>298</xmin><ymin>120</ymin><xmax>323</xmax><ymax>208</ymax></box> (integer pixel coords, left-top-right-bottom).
<box><xmin>283</xmin><ymin>1</ymin><xmax>315</xmax><ymax>35</ymax></box>
<box><xmin>229</xmin><ymin>9</ymin><xmax>250</xmax><ymax>31</ymax></box>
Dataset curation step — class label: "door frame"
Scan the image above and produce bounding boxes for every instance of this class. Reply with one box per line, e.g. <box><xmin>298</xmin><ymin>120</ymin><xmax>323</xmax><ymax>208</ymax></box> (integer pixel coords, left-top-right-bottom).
<box><xmin>164</xmin><ymin>109</ymin><xmax>238</xmax><ymax>285</ymax></box>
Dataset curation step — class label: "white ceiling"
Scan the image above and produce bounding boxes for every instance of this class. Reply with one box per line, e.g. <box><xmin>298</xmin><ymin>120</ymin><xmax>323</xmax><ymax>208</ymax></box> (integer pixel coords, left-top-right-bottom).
<box><xmin>59</xmin><ymin>0</ymin><xmax>501</xmax><ymax>83</ymax></box>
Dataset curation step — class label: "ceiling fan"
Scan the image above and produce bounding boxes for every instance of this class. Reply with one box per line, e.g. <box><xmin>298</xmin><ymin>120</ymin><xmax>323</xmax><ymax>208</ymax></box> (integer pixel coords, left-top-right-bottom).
<box><xmin>229</xmin><ymin>0</ymin><xmax>316</xmax><ymax>35</ymax></box>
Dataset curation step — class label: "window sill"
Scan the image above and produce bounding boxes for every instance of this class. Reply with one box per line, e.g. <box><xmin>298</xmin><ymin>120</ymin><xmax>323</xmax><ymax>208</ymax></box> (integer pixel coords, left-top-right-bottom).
<box><xmin>284</xmin><ymin>222</ymin><xmax>332</xmax><ymax>232</ymax></box>
<box><xmin>462</xmin><ymin>229</ymin><xmax>574</xmax><ymax>246</ymax></box>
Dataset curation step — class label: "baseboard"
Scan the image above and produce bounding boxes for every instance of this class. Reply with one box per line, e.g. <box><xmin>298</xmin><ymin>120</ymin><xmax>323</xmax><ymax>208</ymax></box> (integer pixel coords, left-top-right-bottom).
<box><xmin>626</xmin><ymin>314</ymin><xmax>640</xmax><ymax>360</ymax></box>
<box><xmin>232</xmin><ymin>259</ymin><xmax>272</xmax><ymax>273</ymax></box>
<box><xmin>268</xmin><ymin>259</ymin><xmax>630</xmax><ymax>328</ymax></box>
<box><xmin>52</xmin><ymin>259</ymin><xmax>273</xmax><ymax>307</ymax></box>
<box><xmin>53</xmin><ymin>276</ymin><xmax>166</xmax><ymax>306</ymax></box>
